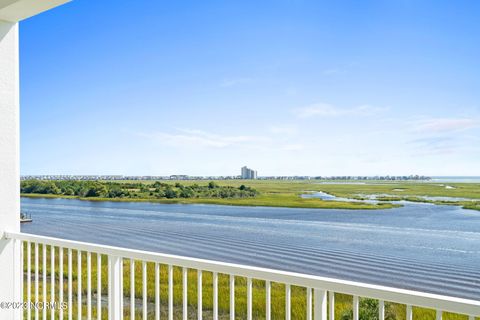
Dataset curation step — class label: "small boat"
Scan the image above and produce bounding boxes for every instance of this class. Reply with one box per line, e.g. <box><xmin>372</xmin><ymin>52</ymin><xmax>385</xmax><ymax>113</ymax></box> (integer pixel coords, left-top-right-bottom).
<box><xmin>20</xmin><ymin>212</ymin><xmax>32</xmax><ymax>223</ymax></box>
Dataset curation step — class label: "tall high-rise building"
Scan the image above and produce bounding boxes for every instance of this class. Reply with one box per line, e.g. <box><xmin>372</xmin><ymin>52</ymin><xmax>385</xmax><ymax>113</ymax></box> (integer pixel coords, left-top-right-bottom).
<box><xmin>241</xmin><ymin>166</ymin><xmax>258</xmax><ymax>179</ymax></box>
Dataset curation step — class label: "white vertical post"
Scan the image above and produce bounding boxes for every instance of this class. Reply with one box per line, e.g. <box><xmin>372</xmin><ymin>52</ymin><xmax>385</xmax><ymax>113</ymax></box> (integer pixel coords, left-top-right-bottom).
<box><xmin>313</xmin><ymin>289</ymin><xmax>327</xmax><ymax>320</ymax></box>
<box><xmin>265</xmin><ymin>281</ymin><xmax>271</xmax><ymax>320</ymax></box>
<box><xmin>229</xmin><ymin>275</ymin><xmax>235</xmax><ymax>320</ymax></box>
<box><xmin>0</xmin><ymin>19</ymin><xmax>20</xmax><ymax>320</ymax></box>
<box><xmin>213</xmin><ymin>272</ymin><xmax>218</xmax><ymax>320</ymax></box>
<box><xmin>155</xmin><ymin>263</ymin><xmax>160</xmax><ymax>320</ymax></box>
<box><xmin>20</xmin><ymin>240</ymin><xmax>24</xmax><ymax>318</ymax></box>
<box><xmin>130</xmin><ymin>259</ymin><xmax>135</xmax><ymax>320</ymax></box>
<box><xmin>51</xmin><ymin>246</ymin><xmax>55</xmax><ymax>320</ymax></box>
<box><xmin>14</xmin><ymin>239</ymin><xmax>23</xmax><ymax>320</ymax></box>
<box><xmin>87</xmin><ymin>252</ymin><xmax>91</xmax><ymax>320</ymax></box>
<box><xmin>27</xmin><ymin>242</ymin><xmax>31</xmax><ymax>320</ymax></box>
<box><xmin>406</xmin><ymin>305</ymin><xmax>412</xmax><ymax>320</ymax></box>
<box><xmin>43</xmin><ymin>244</ymin><xmax>47</xmax><ymax>320</ymax></box>
<box><xmin>78</xmin><ymin>251</ymin><xmax>82</xmax><ymax>320</ymax></box>
<box><xmin>328</xmin><ymin>291</ymin><xmax>335</xmax><ymax>320</ymax></box>
<box><xmin>168</xmin><ymin>265</ymin><xmax>173</xmax><ymax>320</ymax></box>
<box><xmin>198</xmin><ymin>270</ymin><xmax>203</xmax><ymax>320</ymax></box>
<box><xmin>142</xmin><ymin>261</ymin><xmax>147</xmax><ymax>320</ymax></box>
<box><xmin>35</xmin><ymin>243</ymin><xmax>39</xmax><ymax>320</ymax></box>
<box><xmin>247</xmin><ymin>278</ymin><xmax>252</xmax><ymax>320</ymax></box>
<box><xmin>68</xmin><ymin>249</ymin><xmax>72</xmax><ymax>320</ymax></box>
<box><xmin>306</xmin><ymin>288</ymin><xmax>312</xmax><ymax>320</ymax></box>
<box><xmin>379</xmin><ymin>300</ymin><xmax>384</xmax><ymax>320</ymax></box>
<box><xmin>352</xmin><ymin>296</ymin><xmax>359</xmax><ymax>320</ymax></box>
<box><xmin>436</xmin><ymin>310</ymin><xmax>442</xmax><ymax>320</ymax></box>
<box><xmin>97</xmin><ymin>254</ymin><xmax>101</xmax><ymax>320</ymax></box>
<box><xmin>183</xmin><ymin>267</ymin><xmax>188</xmax><ymax>320</ymax></box>
<box><xmin>59</xmin><ymin>248</ymin><xmax>63</xmax><ymax>320</ymax></box>
<box><xmin>286</xmin><ymin>284</ymin><xmax>291</xmax><ymax>320</ymax></box>
<box><xmin>108</xmin><ymin>256</ymin><xmax>122</xmax><ymax>320</ymax></box>
<box><xmin>120</xmin><ymin>260</ymin><xmax>123</xmax><ymax>315</ymax></box>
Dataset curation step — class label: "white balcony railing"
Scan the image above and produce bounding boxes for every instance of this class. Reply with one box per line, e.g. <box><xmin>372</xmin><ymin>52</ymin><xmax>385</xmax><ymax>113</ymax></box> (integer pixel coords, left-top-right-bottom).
<box><xmin>4</xmin><ymin>231</ymin><xmax>480</xmax><ymax>320</ymax></box>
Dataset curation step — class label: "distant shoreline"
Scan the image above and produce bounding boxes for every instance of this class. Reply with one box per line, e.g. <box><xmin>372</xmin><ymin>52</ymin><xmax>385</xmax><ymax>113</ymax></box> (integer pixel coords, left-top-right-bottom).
<box><xmin>20</xmin><ymin>193</ymin><xmax>401</xmax><ymax>210</ymax></box>
<box><xmin>20</xmin><ymin>180</ymin><xmax>480</xmax><ymax>211</ymax></box>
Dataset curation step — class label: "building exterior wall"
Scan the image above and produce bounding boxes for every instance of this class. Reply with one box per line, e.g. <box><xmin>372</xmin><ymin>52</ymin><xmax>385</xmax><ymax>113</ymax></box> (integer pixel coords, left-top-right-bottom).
<box><xmin>0</xmin><ymin>20</ymin><xmax>21</xmax><ymax>319</ymax></box>
<box><xmin>241</xmin><ymin>166</ymin><xmax>258</xmax><ymax>179</ymax></box>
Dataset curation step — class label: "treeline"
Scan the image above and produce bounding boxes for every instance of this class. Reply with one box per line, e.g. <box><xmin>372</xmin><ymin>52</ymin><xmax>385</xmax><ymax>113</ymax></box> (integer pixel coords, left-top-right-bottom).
<box><xmin>20</xmin><ymin>180</ymin><xmax>258</xmax><ymax>200</ymax></box>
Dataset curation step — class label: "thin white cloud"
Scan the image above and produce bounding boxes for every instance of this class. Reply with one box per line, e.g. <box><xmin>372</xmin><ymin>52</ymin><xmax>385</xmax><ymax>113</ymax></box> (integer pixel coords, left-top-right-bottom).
<box><xmin>294</xmin><ymin>103</ymin><xmax>388</xmax><ymax>118</ymax></box>
<box><xmin>408</xmin><ymin>136</ymin><xmax>457</xmax><ymax>155</ymax></box>
<box><xmin>139</xmin><ymin>129</ymin><xmax>268</xmax><ymax>149</ymax></box>
<box><xmin>414</xmin><ymin>118</ymin><xmax>479</xmax><ymax>133</ymax></box>
<box><xmin>407</xmin><ymin>132</ymin><xmax>480</xmax><ymax>156</ymax></box>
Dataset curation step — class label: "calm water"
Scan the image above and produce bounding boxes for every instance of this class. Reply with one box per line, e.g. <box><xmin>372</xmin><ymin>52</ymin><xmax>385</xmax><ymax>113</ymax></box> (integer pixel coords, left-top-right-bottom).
<box><xmin>21</xmin><ymin>197</ymin><xmax>480</xmax><ymax>300</ymax></box>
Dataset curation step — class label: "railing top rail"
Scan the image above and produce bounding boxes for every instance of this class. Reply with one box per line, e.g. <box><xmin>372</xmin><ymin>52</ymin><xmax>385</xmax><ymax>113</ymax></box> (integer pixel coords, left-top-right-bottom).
<box><xmin>5</xmin><ymin>231</ymin><xmax>480</xmax><ymax>316</ymax></box>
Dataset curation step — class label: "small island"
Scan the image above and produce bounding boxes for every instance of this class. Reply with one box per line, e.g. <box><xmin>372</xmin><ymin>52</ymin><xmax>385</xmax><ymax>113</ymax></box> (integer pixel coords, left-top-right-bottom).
<box><xmin>20</xmin><ymin>179</ymin><xmax>400</xmax><ymax>210</ymax></box>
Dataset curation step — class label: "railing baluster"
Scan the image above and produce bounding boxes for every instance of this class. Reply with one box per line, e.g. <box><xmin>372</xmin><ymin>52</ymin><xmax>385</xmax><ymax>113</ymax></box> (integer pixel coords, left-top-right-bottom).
<box><xmin>352</xmin><ymin>296</ymin><xmax>359</xmax><ymax>320</ymax></box>
<box><xmin>168</xmin><ymin>265</ymin><xmax>173</xmax><ymax>320</ymax></box>
<box><xmin>43</xmin><ymin>244</ymin><xmax>47</xmax><ymax>320</ymax></box>
<box><xmin>120</xmin><ymin>258</ymin><xmax>124</xmax><ymax>315</ymax></box>
<box><xmin>379</xmin><ymin>300</ymin><xmax>384</xmax><ymax>320</ymax></box>
<box><xmin>108</xmin><ymin>255</ymin><xmax>123</xmax><ymax>320</ymax></box>
<box><xmin>27</xmin><ymin>241</ymin><xmax>31</xmax><ymax>320</ymax></box>
<box><xmin>51</xmin><ymin>246</ymin><xmax>55</xmax><ymax>320</ymax></box>
<box><xmin>329</xmin><ymin>291</ymin><xmax>335</xmax><ymax>320</ymax></box>
<box><xmin>87</xmin><ymin>252</ymin><xmax>91</xmax><ymax>320</ymax></box>
<box><xmin>306</xmin><ymin>288</ymin><xmax>312</xmax><ymax>320</ymax></box>
<box><xmin>198</xmin><ymin>270</ymin><xmax>203</xmax><ymax>320</ymax></box>
<box><xmin>314</xmin><ymin>289</ymin><xmax>327</xmax><ymax>320</ymax></box>
<box><xmin>68</xmin><ymin>249</ymin><xmax>72</xmax><ymax>320</ymax></box>
<box><xmin>8</xmin><ymin>234</ymin><xmax>480</xmax><ymax>320</ymax></box>
<box><xmin>18</xmin><ymin>240</ymin><xmax>24</xmax><ymax>320</ymax></box>
<box><xmin>266</xmin><ymin>280</ymin><xmax>271</xmax><ymax>320</ymax></box>
<box><xmin>436</xmin><ymin>310</ymin><xmax>442</xmax><ymax>320</ymax></box>
<box><xmin>230</xmin><ymin>275</ymin><xmax>235</xmax><ymax>320</ymax></box>
<box><xmin>78</xmin><ymin>250</ymin><xmax>82</xmax><ymax>320</ymax></box>
<box><xmin>247</xmin><ymin>278</ymin><xmax>252</xmax><ymax>320</ymax></box>
<box><xmin>213</xmin><ymin>272</ymin><xmax>218</xmax><ymax>320</ymax></box>
<box><xmin>143</xmin><ymin>261</ymin><xmax>147</xmax><ymax>320</ymax></box>
<box><xmin>13</xmin><ymin>239</ymin><xmax>25</xmax><ymax>319</ymax></box>
<box><xmin>155</xmin><ymin>263</ymin><xmax>160</xmax><ymax>320</ymax></box>
<box><xmin>183</xmin><ymin>267</ymin><xmax>188</xmax><ymax>320</ymax></box>
<box><xmin>35</xmin><ymin>243</ymin><xmax>39</xmax><ymax>320</ymax></box>
<box><xmin>286</xmin><ymin>284</ymin><xmax>291</xmax><ymax>320</ymax></box>
<box><xmin>130</xmin><ymin>259</ymin><xmax>135</xmax><ymax>320</ymax></box>
<box><xmin>97</xmin><ymin>254</ymin><xmax>101</xmax><ymax>320</ymax></box>
<box><xmin>406</xmin><ymin>304</ymin><xmax>412</xmax><ymax>320</ymax></box>
<box><xmin>59</xmin><ymin>247</ymin><xmax>63</xmax><ymax>320</ymax></box>
<box><xmin>107</xmin><ymin>258</ymin><xmax>110</xmax><ymax>318</ymax></box>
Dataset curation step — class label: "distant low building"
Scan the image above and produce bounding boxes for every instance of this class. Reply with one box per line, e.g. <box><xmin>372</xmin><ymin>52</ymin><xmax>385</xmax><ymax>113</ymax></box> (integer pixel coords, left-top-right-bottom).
<box><xmin>241</xmin><ymin>166</ymin><xmax>258</xmax><ymax>179</ymax></box>
<box><xmin>169</xmin><ymin>175</ymin><xmax>189</xmax><ymax>180</ymax></box>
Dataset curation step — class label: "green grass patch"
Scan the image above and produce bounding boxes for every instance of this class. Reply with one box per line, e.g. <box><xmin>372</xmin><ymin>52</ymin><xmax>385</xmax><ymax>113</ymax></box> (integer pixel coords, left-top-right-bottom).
<box><xmin>22</xmin><ymin>244</ymin><xmax>477</xmax><ymax>319</ymax></box>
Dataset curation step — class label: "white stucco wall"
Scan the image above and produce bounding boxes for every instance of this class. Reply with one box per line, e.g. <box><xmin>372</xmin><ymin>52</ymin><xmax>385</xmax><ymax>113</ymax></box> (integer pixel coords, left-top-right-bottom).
<box><xmin>0</xmin><ymin>20</ymin><xmax>20</xmax><ymax>319</ymax></box>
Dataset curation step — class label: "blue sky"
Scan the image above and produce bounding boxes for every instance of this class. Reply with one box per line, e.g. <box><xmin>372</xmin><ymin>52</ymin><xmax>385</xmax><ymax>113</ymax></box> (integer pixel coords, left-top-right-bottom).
<box><xmin>20</xmin><ymin>0</ymin><xmax>480</xmax><ymax>176</ymax></box>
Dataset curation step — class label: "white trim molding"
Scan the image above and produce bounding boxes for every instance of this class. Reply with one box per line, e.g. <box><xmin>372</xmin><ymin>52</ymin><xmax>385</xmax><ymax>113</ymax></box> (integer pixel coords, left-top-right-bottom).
<box><xmin>0</xmin><ymin>0</ymin><xmax>70</xmax><ymax>22</ymax></box>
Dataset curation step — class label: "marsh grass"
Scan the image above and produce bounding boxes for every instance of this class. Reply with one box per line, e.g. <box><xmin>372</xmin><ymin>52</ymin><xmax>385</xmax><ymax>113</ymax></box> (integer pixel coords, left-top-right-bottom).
<box><xmin>22</xmin><ymin>244</ymin><xmax>477</xmax><ymax>319</ymax></box>
<box><xmin>22</xmin><ymin>179</ymin><xmax>480</xmax><ymax>211</ymax></box>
